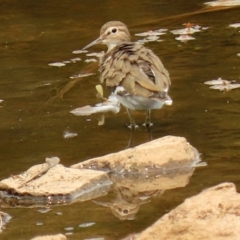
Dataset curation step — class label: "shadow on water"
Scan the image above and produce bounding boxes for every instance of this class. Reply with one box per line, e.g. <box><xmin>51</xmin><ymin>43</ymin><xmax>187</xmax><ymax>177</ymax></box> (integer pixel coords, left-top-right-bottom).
<box><xmin>1</xmin><ymin>0</ymin><xmax>240</xmax><ymax>239</ymax></box>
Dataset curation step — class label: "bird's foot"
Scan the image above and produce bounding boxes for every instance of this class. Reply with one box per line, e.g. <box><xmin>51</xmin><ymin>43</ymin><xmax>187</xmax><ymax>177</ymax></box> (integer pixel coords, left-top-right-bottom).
<box><xmin>142</xmin><ymin>122</ymin><xmax>153</xmax><ymax>128</ymax></box>
<box><xmin>127</xmin><ymin>124</ymin><xmax>139</xmax><ymax>129</ymax></box>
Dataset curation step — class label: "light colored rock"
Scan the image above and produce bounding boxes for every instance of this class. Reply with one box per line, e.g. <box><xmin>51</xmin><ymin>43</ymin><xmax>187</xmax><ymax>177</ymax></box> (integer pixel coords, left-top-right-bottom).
<box><xmin>133</xmin><ymin>182</ymin><xmax>240</xmax><ymax>240</ymax></box>
<box><xmin>71</xmin><ymin>136</ymin><xmax>201</xmax><ymax>174</ymax></box>
<box><xmin>30</xmin><ymin>234</ymin><xmax>66</xmax><ymax>240</ymax></box>
<box><xmin>0</xmin><ymin>160</ymin><xmax>112</xmax><ymax>206</ymax></box>
<box><xmin>0</xmin><ymin>164</ymin><xmax>110</xmax><ymax>197</ymax></box>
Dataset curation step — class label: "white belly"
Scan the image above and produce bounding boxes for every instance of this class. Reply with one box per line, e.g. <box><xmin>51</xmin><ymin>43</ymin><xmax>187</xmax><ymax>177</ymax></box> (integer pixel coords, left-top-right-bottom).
<box><xmin>115</xmin><ymin>94</ymin><xmax>164</xmax><ymax>110</ymax></box>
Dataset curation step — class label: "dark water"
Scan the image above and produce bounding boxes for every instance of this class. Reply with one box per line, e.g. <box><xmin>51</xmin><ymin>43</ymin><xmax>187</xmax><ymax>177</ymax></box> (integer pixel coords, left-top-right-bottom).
<box><xmin>1</xmin><ymin>0</ymin><xmax>240</xmax><ymax>239</ymax></box>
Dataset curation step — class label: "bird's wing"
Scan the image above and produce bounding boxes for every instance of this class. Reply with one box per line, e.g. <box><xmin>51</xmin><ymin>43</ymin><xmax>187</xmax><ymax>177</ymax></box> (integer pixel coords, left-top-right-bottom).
<box><xmin>99</xmin><ymin>43</ymin><xmax>170</xmax><ymax>97</ymax></box>
<box><xmin>137</xmin><ymin>44</ymin><xmax>171</xmax><ymax>91</ymax></box>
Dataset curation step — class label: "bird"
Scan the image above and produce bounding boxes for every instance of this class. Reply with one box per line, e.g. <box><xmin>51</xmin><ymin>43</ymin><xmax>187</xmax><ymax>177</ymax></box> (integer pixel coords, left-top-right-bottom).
<box><xmin>82</xmin><ymin>21</ymin><xmax>172</xmax><ymax>129</ymax></box>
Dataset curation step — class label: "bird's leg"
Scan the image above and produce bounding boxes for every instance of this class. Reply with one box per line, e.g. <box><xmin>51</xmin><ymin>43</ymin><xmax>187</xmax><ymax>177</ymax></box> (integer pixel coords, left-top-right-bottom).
<box><xmin>126</xmin><ymin>108</ymin><xmax>138</xmax><ymax>129</ymax></box>
<box><xmin>143</xmin><ymin>110</ymin><xmax>153</xmax><ymax>128</ymax></box>
<box><xmin>144</xmin><ymin>110</ymin><xmax>153</xmax><ymax>141</ymax></box>
<box><xmin>146</xmin><ymin>124</ymin><xmax>153</xmax><ymax>141</ymax></box>
<box><xmin>126</xmin><ymin>127</ymin><xmax>135</xmax><ymax>149</ymax></box>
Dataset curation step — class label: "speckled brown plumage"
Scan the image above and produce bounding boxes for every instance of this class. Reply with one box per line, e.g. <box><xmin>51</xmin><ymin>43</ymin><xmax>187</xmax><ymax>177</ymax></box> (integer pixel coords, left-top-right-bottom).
<box><xmin>82</xmin><ymin>21</ymin><xmax>172</xmax><ymax>128</ymax></box>
<box><xmin>99</xmin><ymin>42</ymin><xmax>170</xmax><ymax>99</ymax></box>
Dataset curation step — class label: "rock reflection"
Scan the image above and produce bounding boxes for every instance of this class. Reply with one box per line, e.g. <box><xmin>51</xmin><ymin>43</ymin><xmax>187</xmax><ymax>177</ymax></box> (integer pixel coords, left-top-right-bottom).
<box><xmin>93</xmin><ymin>166</ymin><xmax>195</xmax><ymax>220</ymax></box>
<box><xmin>0</xmin><ymin>211</ymin><xmax>11</xmax><ymax>232</ymax></box>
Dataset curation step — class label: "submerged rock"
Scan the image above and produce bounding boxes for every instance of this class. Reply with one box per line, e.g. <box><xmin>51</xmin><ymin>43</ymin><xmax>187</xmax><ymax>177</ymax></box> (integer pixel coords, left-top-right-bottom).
<box><xmin>71</xmin><ymin>136</ymin><xmax>202</xmax><ymax>174</ymax></box>
<box><xmin>126</xmin><ymin>182</ymin><xmax>240</xmax><ymax>240</ymax></box>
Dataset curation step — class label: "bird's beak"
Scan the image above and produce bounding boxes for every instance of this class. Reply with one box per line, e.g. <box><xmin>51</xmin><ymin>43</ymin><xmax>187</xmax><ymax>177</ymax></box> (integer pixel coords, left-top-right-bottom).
<box><xmin>82</xmin><ymin>37</ymin><xmax>102</xmax><ymax>50</ymax></box>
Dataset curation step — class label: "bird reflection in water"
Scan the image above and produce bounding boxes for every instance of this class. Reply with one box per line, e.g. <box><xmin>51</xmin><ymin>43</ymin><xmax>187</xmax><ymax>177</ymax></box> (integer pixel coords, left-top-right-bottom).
<box><xmin>92</xmin><ymin>166</ymin><xmax>195</xmax><ymax>220</ymax></box>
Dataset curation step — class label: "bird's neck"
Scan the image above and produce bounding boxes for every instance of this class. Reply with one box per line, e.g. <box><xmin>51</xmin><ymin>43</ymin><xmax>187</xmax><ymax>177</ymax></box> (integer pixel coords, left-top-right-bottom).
<box><xmin>106</xmin><ymin>43</ymin><xmax>118</xmax><ymax>52</ymax></box>
<box><xmin>106</xmin><ymin>41</ymin><xmax>128</xmax><ymax>52</ymax></box>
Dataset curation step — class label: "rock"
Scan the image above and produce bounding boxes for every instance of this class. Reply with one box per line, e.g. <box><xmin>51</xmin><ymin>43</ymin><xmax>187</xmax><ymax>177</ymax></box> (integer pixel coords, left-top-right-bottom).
<box><xmin>30</xmin><ymin>234</ymin><xmax>66</xmax><ymax>240</ymax></box>
<box><xmin>70</xmin><ymin>136</ymin><xmax>204</xmax><ymax>220</ymax></box>
<box><xmin>132</xmin><ymin>182</ymin><xmax>240</xmax><ymax>240</ymax></box>
<box><xmin>0</xmin><ymin>158</ymin><xmax>112</xmax><ymax>207</ymax></box>
<box><xmin>71</xmin><ymin>136</ymin><xmax>201</xmax><ymax>174</ymax></box>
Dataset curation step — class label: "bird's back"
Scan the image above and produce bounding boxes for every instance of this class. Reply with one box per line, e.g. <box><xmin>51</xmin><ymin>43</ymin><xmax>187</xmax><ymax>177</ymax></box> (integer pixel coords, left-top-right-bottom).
<box><xmin>99</xmin><ymin>42</ymin><xmax>171</xmax><ymax>101</ymax></box>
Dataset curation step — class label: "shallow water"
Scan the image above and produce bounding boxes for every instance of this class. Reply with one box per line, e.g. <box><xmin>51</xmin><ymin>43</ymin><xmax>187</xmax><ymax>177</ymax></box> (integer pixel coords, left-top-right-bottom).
<box><xmin>1</xmin><ymin>0</ymin><xmax>240</xmax><ymax>239</ymax></box>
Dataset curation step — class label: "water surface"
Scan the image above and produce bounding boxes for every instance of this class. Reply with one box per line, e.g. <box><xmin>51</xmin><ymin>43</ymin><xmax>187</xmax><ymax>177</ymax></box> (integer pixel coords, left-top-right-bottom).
<box><xmin>1</xmin><ymin>0</ymin><xmax>240</xmax><ymax>239</ymax></box>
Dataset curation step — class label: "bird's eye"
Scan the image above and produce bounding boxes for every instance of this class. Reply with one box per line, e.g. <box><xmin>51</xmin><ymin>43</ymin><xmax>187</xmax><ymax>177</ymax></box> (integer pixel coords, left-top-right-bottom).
<box><xmin>112</xmin><ymin>28</ymin><xmax>117</xmax><ymax>33</ymax></box>
<box><xmin>123</xmin><ymin>209</ymin><xmax>129</xmax><ymax>214</ymax></box>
